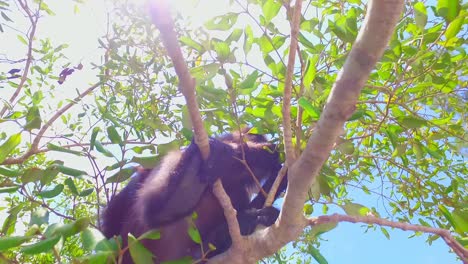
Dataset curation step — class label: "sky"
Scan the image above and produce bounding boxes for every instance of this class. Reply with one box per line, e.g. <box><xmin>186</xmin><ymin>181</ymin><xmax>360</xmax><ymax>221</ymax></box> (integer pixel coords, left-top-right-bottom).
<box><xmin>0</xmin><ymin>0</ymin><xmax>461</xmax><ymax>263</ymax></box>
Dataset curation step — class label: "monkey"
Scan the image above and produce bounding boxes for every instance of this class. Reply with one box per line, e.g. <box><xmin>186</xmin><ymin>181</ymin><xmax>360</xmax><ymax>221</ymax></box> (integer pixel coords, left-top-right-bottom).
<box><xmin>101</xmin><ymin>130</ymin><xmax>287</xmax><ymax>263</ymax></box>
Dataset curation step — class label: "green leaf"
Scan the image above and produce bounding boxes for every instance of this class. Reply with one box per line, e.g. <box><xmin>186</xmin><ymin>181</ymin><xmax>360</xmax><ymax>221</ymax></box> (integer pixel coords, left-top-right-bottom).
<box><xmin>337</xmin><ymin>141</ymin><xmax>354</xmax><ymax>155</ymax></box>
<box><xmin>1</xmin><ymin>11</ymin><xmax>13</xmax><ymax>22</ymax></box>
<box><xmin>105</xmin><ymin>160</ymin><xmax>129</xmax><ymax>171</ymax></box>
<box><xmin>56</xmin><ymin>164</ymin><xmax>87</xmax><ymax>177</ymax></box>
<box><xmin>77</xmin><ymin>251</ymin><xmax>113</xmax><ymax>264</ymax></box>
<box><xmin>341</xmin><ymin>202</ymin><xmax>370</xmax><ymax>216</ymax></box>
<box><xmin>414</xmin><ymin>2</ymin><xmax>428</xmax><ymax>30</ymax></box>
<box><xmin>38</xmin><ymin>184</ymin><xmax>64</xmax><ymax>198</ymax></box>
<box><xmin>0</xmin><ymin>133</ymin><xmax>21</xmax><ymax>163</ymax></box>
<box><xmin>298</xmin><ymin>97</ymin><xmax>321</xmax><ymax>119</ymax></box>
<box><xmin>204</xmin><ymin>13</ymin><xmax>239</xmax><ymax>31</ymax></box>
<box><xmin>380</xmin><ymin>227</ymin><xmax>391</xmax><ymax>239</ymax></box>
<box><xmin>106</xmin><ymin>168</ymin><xmax>134</xmax><ymax>183</ymax></box>
<box><xmin>131</xmin><ymin>155</ymin><xmax>160</xmax><ymax>169</ymax></box>
<box><xmin>0</xmin><ymin>166</ymin><xmax>19</xmax><ymax>177</ymax></box>
<box><xmin>213</xmin><ymin>42</ymin><xmax>231</xmax><ymax>62</ymax></box>
<box><xmin>239</xmin><ymin>71</ymin><xmax>259</xmax><ymax>89</ymax></box>
<box><xmin>21</xmin><ymin>168</ymin><xmax>45</xmax><ymax>184</ymax></box>
<box><xmin>0</xmin><ymin>186</ymin><xmax>20</xmax><ymax>193</ymax></box>
<box><xmin>226</xmin><ymin>28</ymin><xmax>242</xmax><ymax>43</ymax></box>
<box><xmin>138</xmin><ymin>229</ymin><xmax>161</xmax><ymax>240</ymax></box>
<box><xmin>95</xmin><ymin>141</ymin><xmax>115</xmax><ymax>157</ymax></box>
<box><xmin>41</xmin><ymin>165</ymin><xmax>60</xmax><ymax>186</ymax></box>
<box><xmin>309</xmin><ymin>222</ymin><xmax>337</xmax><ymax>238</ymax></box>
<box><xmin>303</xmin><ymin>56</ymin><xmax>318</xmax><ymax>88</ymax></box>
<box><xmin>397</xmin><ymin>116</ymin><xmax>428</xmax><ymax>128</ymax></box>
<box><xmin>79</xmin><ymin>188</ymin><xmax>94</xmax><ymax>197</ymax></box>
<box><xmin>81</xmin><ymin>227</ymin><xmax>105</xmax><ymax>251</ymax></box>
<box><xmin>39</xmin><ymin>2</ymin><xmax>55</xmax><ymax>15</ymax></box>
<box><xmin>128</xmin><ymin>234</ymin><xmax>154</xmax><ymax>264</ymax></box>
<box><xmin>445</xmin><ymin>16</ymin><xmax>464</xmax><ymax>39</ymax></box>
<box><xmin>308</xmin><ymin>245</ymin><xmax>328</xmax><ymax>264</ymax></box>
<box><xmin>24</xmin><ymin>106</ymin><xmax>41</xmax><ymax>131</ymax></box>
<box><xmin>438</xmin><ymin>205</ymin><xmax>455</xmax><ymax>227</ymax></box>
<box><xmin>348</xmin><ymin>109</ymin><xmax>365</xmax><ymax>121</ymax></box>
<box><xmin>54</xmin><ymin>218</ymin><xmax>90</xmax><ymax>238</ymax></box>
<box><xmin>303</xmin><ymin>204</ymin><xmax>313</xmax><ymax>215</ymax></box>
<box><xmin>95</xmin><ymin>237</ymin><xmax>119</xmax><ymax>252</ymax></box>
<box><xmin>17</xmin><ymin>35</ymin><xmax>27</xmax><ymax>45</ymax></box>
<box><xmin>179</xmin><ymin>36</ymin><xmax>204</xmax><ymax>53</ymax></box>
<box><xmin>452</xmin><ymin>210</ymin><xmax>468</xmax><ymax>234</ymax></box>
<box><xmin>436</xmin><ymin>0</ymin><xmax>460</xmax><ymax>23</ymax></box>
<box><xmin>106</xmin><ymin>126</ymin><xmax>123</xmax><ymax>145</ymax></box>
<box><xmin>47</xmin><ymin>143</ymin><xmax>83</xmax><ymax>156</ymax></box>
<box><xmin>90</xmin><ymin>127</ymin><xmax>100</xmax><ymax>151</ymax></box>
<box><xmin>187</xmin><ymin>226</ymin><xmax>201</xmax><ymax>244</ymax></box>
<box><xmin>64</xmin><ymin>178</ymin><xmax>78</xmax><ymax>195</ymax></box>
<box><xmin>262</xmin><ymin>0</ymin><xmax>281</xmax><ymax>23</ymax></box>
<box><xmin>30</xmin><ymin>208</ymin><xmax>49</xmax><ymax>227</ymax></box>
<box><xmin>0</xmin><ymin>236</ymin><xmax>31</xmax><ymax>251</ymax></box>
<box><xmin>21</xmin><ymin>235</ymin><xmax>61</xmax><ymax>255</ymax></box>
<box><xmin>190</xmin><ymin>63</ymin><xmax>220</xmax><ymax>82</ymax></box>
<box><xmin>243</xmin><ymin>25</ymin><xmax>254</xmax><ymax>54</ymax></box>
<box><xmin>423</xmin><ymin>144</ymin><xmax>443</xmax><ymax>159</ymax></box>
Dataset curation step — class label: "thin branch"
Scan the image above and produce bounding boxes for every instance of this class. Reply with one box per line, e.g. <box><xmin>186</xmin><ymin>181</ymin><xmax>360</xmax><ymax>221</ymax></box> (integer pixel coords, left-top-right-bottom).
<box><xmin>295</xmin><ymin>48</ymin><xmax>306</xmax><ymax>156</ymax></box>
<box><xmin>0</xmin><ymin>0</ymin><xmax>39</xmax><ymax>117</ymax></box>
<box><xmin>1</xmin><ymin>82</ymin><xmax>102</xmax><ymax>165</ymax></box>
<box><xmin>309</xmin><ymin>214</ymin><xmax>468</xmax><ymax>262</ymax></box>
<box><xmin>265</xmin><ymin>164</ymin><xmax>288</xmax><ymax>207</ymax></box>
<box><xmin>281</xmin><ymin>0</ymin><xmax>302</xmax><ymax>165</ymax></box>
<box><xmin>212</xmin><ymin>180</ymin><xmax>243</xmax><ymax>248</ymax></box>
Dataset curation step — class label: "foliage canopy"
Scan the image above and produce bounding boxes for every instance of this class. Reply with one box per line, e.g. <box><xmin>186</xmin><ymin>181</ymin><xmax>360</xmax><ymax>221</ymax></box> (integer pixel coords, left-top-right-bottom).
<box><xmin>0</xmin><ymin>0</ymin><xmax>466</xmax><ymax>263</ymax></box>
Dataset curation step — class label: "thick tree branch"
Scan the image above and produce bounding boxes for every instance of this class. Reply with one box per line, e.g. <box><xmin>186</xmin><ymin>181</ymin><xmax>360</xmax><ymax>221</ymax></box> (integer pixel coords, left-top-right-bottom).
<box><xmin>210</xmin><ymin>0</ymin><xmax>405</xmax><ymax>263</ymax></box>
<box><xmin>309</xmin><ymin>214</ymin><xmax>468</xmax><ymax>262</ymax></box>
<box><xmin>148</xmin><ymin>0</ymin><xmax>243</xmax><ymax>257</ymax></box>
<box><xmin>148</xmin><ymin>0</ymin><xmax>209</xmax><ymax>155</ymax></box>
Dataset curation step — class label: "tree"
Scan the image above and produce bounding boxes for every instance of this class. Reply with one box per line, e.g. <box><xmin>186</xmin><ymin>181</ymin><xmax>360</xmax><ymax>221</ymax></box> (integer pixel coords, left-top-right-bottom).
<box><xmin>0</xmin><ymin>0</ymin><xmax>466</xmax><ymax>263</ymax></box>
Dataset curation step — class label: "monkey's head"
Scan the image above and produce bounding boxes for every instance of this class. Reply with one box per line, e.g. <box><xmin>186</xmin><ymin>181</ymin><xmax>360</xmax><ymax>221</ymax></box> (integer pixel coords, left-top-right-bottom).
<box><xmin>215</xmin><ymin>129</ymin><xmax>281</xmax><ymax>187</ymax></box>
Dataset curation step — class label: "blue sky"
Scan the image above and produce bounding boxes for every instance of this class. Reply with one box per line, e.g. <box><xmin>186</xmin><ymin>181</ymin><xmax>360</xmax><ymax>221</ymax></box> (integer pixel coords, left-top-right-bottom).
<box><xmin>321</xmin><ymin>220</ymin><xmax>457</xmax><ymax>263</ymax></box>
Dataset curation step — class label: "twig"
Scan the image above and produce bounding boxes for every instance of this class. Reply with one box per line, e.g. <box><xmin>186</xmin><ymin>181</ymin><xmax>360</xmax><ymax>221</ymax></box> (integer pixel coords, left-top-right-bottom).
<box><xmin>265</xmin><ymin>165</ymin><xmax>288</xmax><ymax>207</ymax></box>
<box><xmin>2</xmin><ymin>82</ymin><xmax>102</xmax><ymax>165</ymax></box>
<box><xmin>212</xmin><ymin>180</ymin><xmax>243</xmax><ymax>248</ymax></box>
<box><xmin>281</xmin><ymin>0</ymin><xmax>302</xmax><ymax>165</ymax></box>
<box><xmin>309</xmin><ymin>214</ymin><xmax>468</xmax><ymax>262</ymax></box>
<box><xmin>0</xmin><ymin>0</ymin><xmax>39</xmax><ymax>117</ymax></box>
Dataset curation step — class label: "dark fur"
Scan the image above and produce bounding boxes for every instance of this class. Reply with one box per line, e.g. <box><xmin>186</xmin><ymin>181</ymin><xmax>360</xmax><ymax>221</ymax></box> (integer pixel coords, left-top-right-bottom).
<box><xmin>101</xmin><ymin>131</ymin><xmax>287</xmax><ymax>263</ymax></box>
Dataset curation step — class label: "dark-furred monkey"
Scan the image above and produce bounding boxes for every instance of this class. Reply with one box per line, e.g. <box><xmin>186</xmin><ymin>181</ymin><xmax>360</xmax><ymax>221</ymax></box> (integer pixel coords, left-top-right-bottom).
<box><xmin>101</xmin><ymin>130</ymin><xmax>287</xmax><ymax>263</ymax></box>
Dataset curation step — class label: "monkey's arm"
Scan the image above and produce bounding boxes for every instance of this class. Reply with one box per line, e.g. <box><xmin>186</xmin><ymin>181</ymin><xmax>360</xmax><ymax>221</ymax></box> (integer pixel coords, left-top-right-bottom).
<box><xmin>137</xmin><ymin>138</ymin><xmax>237</xmax><ymax>227</ymax></box>
<box><xmin>249</xmin><ymin>167</ymin><xmax>287</xmax><ymax>209</ymax></box>
<box><xmin>101</xmin><ymin>170</ymin><xmax>148</xmax><ymax>238</ymax></box>
<box><xmin>206</xmin><ymin>206</ymin><xmax>280</xmax><ymax>256</ymax></box>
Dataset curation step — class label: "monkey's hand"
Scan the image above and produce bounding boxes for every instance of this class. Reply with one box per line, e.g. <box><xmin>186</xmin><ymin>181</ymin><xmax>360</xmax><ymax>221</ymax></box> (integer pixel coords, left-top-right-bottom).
<box><xmin>255</xmin><ymin>206</ymin><xmax>280</xmax><ymax>227</ymax></box>
<box><xmin>199</xmin><ymin>138</ymin><xmax>235</xmax><ymax>183</ymax></box>
<box><xmin>238</xmin><ymin>206</ymin><xmax>280</xmax><ymax>235</ymax></box>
